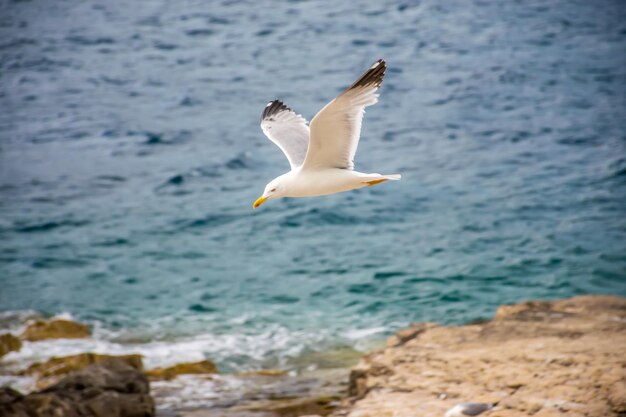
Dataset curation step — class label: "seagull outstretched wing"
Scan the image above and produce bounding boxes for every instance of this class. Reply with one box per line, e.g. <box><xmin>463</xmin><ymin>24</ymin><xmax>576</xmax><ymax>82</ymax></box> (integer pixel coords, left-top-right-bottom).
<box><xmin>260</xmin><ymin>100</ymin><xmax>310</xmax><ymax>170</ymax></box>
<box><xmin>303</xmin><ymin>59</ymin><xmax>386</xmax><ymax>171</ymax></box>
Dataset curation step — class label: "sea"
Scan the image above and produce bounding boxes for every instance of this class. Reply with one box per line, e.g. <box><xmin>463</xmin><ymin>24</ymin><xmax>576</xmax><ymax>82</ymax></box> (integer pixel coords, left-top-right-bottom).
<box><xmin>1</xmin><ymin>0</ymin><xmax>625</xmax><ymax>402</ymax></box>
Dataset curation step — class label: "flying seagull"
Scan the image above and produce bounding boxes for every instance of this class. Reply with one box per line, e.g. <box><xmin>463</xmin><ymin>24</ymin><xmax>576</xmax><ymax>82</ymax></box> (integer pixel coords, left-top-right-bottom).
<box><xmin>253</xmin><ymin>59</ymin><xmax>401</xmax><ymax>209</ymax></box>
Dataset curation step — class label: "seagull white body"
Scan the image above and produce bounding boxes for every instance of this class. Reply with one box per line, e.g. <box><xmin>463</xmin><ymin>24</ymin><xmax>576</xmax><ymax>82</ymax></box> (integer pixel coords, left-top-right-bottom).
<box><xmin>269</xmin><ymin>168</ymin><xmax>396</xmax><ymax>198</ymax></box>
<box><xmin>254</xmin><ymin>59</ymin><xmax>401</xmax><ymax>208</ymax></box>
<box><xmin>445</xmin><ymin>402</ymin><xmax>494</xmax><ymax>417</ymax></box>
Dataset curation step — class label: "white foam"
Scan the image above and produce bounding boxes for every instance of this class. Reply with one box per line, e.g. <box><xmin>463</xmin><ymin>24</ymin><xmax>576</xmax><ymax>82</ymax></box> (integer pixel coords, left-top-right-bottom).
<box><xmin>1</xmin><ymin>312</ymin><xmax>394</xmax><ymax>398</ymax></box>
<box><xmin>3</xmin><ymin>322</ymin><xmax>335</xmax><ymax>375</ymax></box>
<box><xmin>152</xmin><ymin>374</ymin><xmax>244</xmax><ymax>410</ymax></box>
<box><xmin>51</xmin><ymin>312</ymin><xmax>77</xmax><ymax>321</ymax></box>
<box><xmin>344</xmin><ymin>326</ymin><xmax>387</xmax><ymax>340</ymax></box>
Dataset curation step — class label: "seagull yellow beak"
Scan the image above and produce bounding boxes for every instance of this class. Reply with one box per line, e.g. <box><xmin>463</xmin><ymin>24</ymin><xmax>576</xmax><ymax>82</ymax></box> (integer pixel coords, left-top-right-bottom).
<box><xmin>253</xmin><ymin>195</ymin><xmax>268</xmax><ymax>209</ymax></box>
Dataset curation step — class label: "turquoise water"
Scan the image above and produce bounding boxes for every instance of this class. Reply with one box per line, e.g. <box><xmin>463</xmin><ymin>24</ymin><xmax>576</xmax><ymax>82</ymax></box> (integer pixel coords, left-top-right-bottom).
<box><xmin>1</xmin><ymin>0</ymin><xmax>625</xmax><ymax>372</ymax></box>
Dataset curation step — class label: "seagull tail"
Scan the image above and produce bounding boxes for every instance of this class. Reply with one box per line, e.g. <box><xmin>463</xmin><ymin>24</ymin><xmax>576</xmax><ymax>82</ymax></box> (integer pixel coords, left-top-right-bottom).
<box><xmin>384</xmin><ymin>174</ymin><xmax>402</xmax><ymax>180</ymax></box>
<box><xmin>363</xmin><ymin>173</ymin><xmax>402</xmax><ymax>187</ymax></box>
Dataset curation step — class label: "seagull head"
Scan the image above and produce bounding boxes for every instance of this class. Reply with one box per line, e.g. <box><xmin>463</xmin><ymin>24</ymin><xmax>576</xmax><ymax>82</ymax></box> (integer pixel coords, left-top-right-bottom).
<box><xmin>253</xmin><ymin>175</ymin><xmax>288</xmax><ymax>209</ymax></box>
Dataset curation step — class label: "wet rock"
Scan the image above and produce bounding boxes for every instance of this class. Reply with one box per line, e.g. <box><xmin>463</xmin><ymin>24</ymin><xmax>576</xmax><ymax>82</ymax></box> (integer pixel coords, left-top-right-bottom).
<box><xmin>178</xmin><ymin>410</ymin><xmax>277</xmax><ymax>417</ymax></box>
<box><xmin>0</xmin><ymin>359</ymin><xmax>154</xmax><ymax>417</ymax></box>
<box><xmin>0</xmin><ymin>387</ymin><xmax>23</xmax><ymax>404</ymax></box>
<box><xmin>20</xmin><ymin>319</ymin><xmax>91</xmax><ymax>341</ymax></box>
<box><xmin>26</xmin><ymin>353</ymin><xmax>144</xmax><ymax>377</ymax></box>
<box><xmin>287</xmin><ymin>346</ymin><xmax>363</xmax><ymax>371</ymax></box>
<box><xmin>237</xmin><ymin>369</ymin><xmax>289</xmax><ymax>377</ymax></box>
<box><xmin>152</xmin><ymin>367</ymin><xmax>348</xmax><ymax>416</ymax></box>
<box><xmin>23</xmin><ymin>353</ymin><xmax>144</xmax><ymax>390</ymax></box>
<box><xmin>0</xmin><ymin>333</ymin><xmax>22</xmax><ymax>357</ymax></box>
<box><xmin>386</xmin><ymin>322</ymin><xmax>437</xmax><ymax>347</ymax></box>
<box><xmin>145</xmin><ymin>359</ymin><xmax>217</xmax><ymax>380</ymax></box>
<box><xmin>347</xmin><ymin>368</ymin><xmax>368</xmax><ymax>398</ymax></box>
<box><xmin>234</xmin><ymin>395</ymin><xmax>340</xmax><ymax>417</ymax></box>
<box><xmin>333</xmin><ymin>295</ymin><xmax>626</xmax><ymax>417</ymax></box>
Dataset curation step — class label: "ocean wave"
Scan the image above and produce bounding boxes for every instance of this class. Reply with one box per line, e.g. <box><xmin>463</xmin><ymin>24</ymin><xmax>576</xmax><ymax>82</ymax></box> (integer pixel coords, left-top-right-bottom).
<box><xmin>1</xmin><ymin>313</ymin><xmax>383</xmax><ymax>378</ymax></box>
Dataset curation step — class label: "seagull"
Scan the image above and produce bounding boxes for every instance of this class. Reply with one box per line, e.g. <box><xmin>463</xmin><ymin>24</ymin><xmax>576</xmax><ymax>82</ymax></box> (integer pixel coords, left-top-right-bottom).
<box><xmin>444</xmin><ymin>402</ymin><xmax>494</xmax><ymax>417</ymax></box>
<box><xmin>253</xmin><ymin>59</ymin><xmax>401</xmax><ymax>209</ymax></box>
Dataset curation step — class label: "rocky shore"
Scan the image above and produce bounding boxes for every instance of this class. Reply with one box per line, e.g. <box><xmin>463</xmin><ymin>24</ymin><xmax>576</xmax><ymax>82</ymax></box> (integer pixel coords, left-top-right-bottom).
<box><xmin>1</xmin><ymin>359</ymin><xmax>154</xmax><ymax>417</ymax></box>
<box><xmin>0</xmin><ymin>318</ymin><xmax>348</xmax><ymax>417</ymax></box>
<box><xmin>1</xmin><ymin>295</ymin><xmax>625</xmax><ymax>417</ymax></box>
<box><xmin>332</xmin><ymin>295</ymin><xmax>626</xmax><ymax>417</ymax></box>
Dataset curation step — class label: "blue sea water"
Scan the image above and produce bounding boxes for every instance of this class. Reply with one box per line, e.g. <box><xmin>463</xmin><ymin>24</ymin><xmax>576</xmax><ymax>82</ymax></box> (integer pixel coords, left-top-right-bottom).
<box><xmin>1</xmin><ymin>0</ymin><xmax>625</xmax><ymax>372</ymax></box>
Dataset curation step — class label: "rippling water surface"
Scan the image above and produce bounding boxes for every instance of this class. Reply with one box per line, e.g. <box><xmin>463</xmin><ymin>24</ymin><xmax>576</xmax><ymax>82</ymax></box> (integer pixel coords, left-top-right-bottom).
<box><xmin>1</xmin><ymin>0</ymin><xmax>625</xmax><ymax>372</ymax></box>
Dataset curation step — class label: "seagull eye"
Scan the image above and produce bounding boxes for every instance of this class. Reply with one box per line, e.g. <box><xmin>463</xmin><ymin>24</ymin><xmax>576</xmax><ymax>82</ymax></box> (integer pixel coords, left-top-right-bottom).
<box><xmin>271</xmin><ymin>188</ymin><xmax>277</xmax><ymax>192</ymax></box>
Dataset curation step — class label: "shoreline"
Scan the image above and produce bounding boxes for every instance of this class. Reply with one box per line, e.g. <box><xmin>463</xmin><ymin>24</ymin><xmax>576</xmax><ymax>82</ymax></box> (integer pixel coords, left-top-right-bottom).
<box><xmin>2</xmin><ymin>294</ymin><xmax>625</xmax><ymax>416</ymax></box>
<box><xmin>331</xmin><ymin>295</ymin><xmax>626</xmax><ymax>417</ymax></box>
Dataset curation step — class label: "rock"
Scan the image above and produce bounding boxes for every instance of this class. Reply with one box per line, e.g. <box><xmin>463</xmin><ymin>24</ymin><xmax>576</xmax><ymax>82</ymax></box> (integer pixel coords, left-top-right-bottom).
<box><xmin>608</xmin><ymin>381</ymin><xmax>626</xmax><ymax>413</ymax></box>
<box><xmin>347</xmin><ymin>368</ymin><xmax>368</xmax><ymax>398</ymax></box>
<box><xmin>0</xmin><ymin>387</ymin><xmax>23</xmax><ymax>405</ymax></box>
<box><xmin>178</xmin><ymin>410</ymin><xmax>277</xmax><ymax>417</ymax></box>
<box><xmin>0</xmin><ymin>358</ymin><xmax>154</xmax><ymax>417</ymax></box>
<box><xmin>0</xmin><ymin>333</ymin><xmax>22</xmax><ymax>357</ymax></box>
<box><xmin>20</xmin><ymin>319</ymin><xmax>91</xmax><ymax>341</ymax></box>
<box><xmin>151</xmin><ymin>367</ymin><xmax>348</xmax><ymax>417</ymax></box>
<box><xmin>49</xmin><ymin>358</ymin><xmax>149</xmax><ymax>394</ymax></box>
<box><xmin>332</xmin><ymin>295</ymin><xmax>626</xmax><ymax>417</ymax></box>
<box><xmin>25</xmin><ymin>353</ymin><xmax>144</xmax><ymax>377</ymax></box>
<box><xmin>23</xmin><ymin>353</ymin><xmax>144</xmax><ymax>390</ymax></box>
<box><xmin>237</xmin><ymin>369</ymin><xmax>289</xmax><ymax>377</ymax></box>
<box><xmin>287</xmin><ymin>346</ymin><xmax>363</xmax><ymax>371</ymax></box>
<box><xmin>386</xmin><ymin>322</ymin><xmax>438</xmax><ymax>347</ymax></box>
<box><xmin>234</xmin><ymin>395</ymin><xmax>340</xmax><ymax>417</ymax></box>
<box><xmin>145</xmin><ymin>359</ymin><xmax>217</xmax><ymax>380</ymax></box>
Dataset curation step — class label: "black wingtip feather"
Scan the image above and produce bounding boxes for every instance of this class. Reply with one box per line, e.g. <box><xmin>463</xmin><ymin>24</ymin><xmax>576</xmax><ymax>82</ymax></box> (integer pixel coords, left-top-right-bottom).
<box><xmin>345</xmin><ymin>59</ymin><xmax>386</xmax><ymax>92</ymax></box>
<box><xmin>261</xmin><ymin>99</ymin><xmax>291</xmax><ymax>123</ymax></box>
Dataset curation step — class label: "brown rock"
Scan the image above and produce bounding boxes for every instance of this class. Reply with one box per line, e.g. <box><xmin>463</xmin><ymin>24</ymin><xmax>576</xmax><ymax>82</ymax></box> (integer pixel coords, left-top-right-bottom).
<box><xmin>23</xmin><ymin>353</ymin><xmax>143</xmax><ymax>390</ymax></box>
<box><xmin>0</xmin><ymin>387</ymin><xmax>23</xmax><ymax>405</ymax></box>
<box><xmin>386</xmin><ymin>322</ymin><xmax>438</xmax><ymax>347</ymax></box>
<box><xmin>347</xmin><ymin>368</ymin><xmax>368</xmax><ymax>398</ymax></box>
<box><xmin>608</xmin><ymin>381</ymin><xmax>626</xmax><ymax>413</ymax></box>
<box><xmin>234</xmin><ymin>395</ymin><xmax>340</xmax><ymax>417</ymax></box>
<box><xmin>0</xmin><ymin>359</ymin><xmax>154</xmax><ymax>417</ymax></box>
<box><xmin>330</xmin><ymin>295</ymin><xmax>626</xmax><ymax>417</ymax></box>
<box><xmin>493</xmin><ymin>300</ymin><xmax>551</xmax><ymax>321</ymax></box>
<box><xmin>145</xmin><ymin>359</ymin><xmax>218</xmax><ymax>380</ymax></box>
<box><xmin>0</xmin><ymin>333</ymin><xmax>22</xmax><ymax>357</ymax></box>
<box><xmin>25</xmin><ymin>353</ymin><xmax>144</xmax><ymax>377</ymax></box>
<box><xmin>237</xmin><ymin>369</ymin><xmax>289</xmax><ymax>377</ymax></box>
<box><xmin>287</xmin><ymin>346</ymin><xmax>363</xmax><ymax>370</ymax></box>
<box><xmin>21</xmin><ymin>319</ymin><xmax>91</xmax><ymax>341</ymax></box>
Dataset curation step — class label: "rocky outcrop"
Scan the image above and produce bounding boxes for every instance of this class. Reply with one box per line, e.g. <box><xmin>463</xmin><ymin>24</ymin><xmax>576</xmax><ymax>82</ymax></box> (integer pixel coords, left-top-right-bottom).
<box><xmin>23</xmin><ymin>353</ymin><xmax>144</xmax><ymax>390</ymax></box>
<box><xmin>154</xmin><ymin>368</ymin><xmax>348</xmax><ymax>417</ymax></box>
<box><xmin>0</xmin><ymin>358</ymin><xmax>154</xmax><ymax>417</ymax></box>
<box><xmin>236</xmin><ymin>369</ymin><xmax>289</xmax><ymax>377</ymax></box>
<box><xmin>334</xmin><ymin>295</ymin><xmax>626</xmax><ymax>417</ymax></box>
<box><xmin>233</xmin><ymin>395</ymin><xmax>340</xmax><ymax>416</ymax></box>
<box><xmin>0</xmin><ymin>333</ymin><xmax>22</xmax><ymax>358</ymax></box>
<box><xmin>145</xmin><ymin>359</ymin><xmax>217</xmax><ymax>380</ymax></box>
<box><xmin>20</xmin><ymin>319</ymin><xmax>91</xmax><ymax>341</ymax></box>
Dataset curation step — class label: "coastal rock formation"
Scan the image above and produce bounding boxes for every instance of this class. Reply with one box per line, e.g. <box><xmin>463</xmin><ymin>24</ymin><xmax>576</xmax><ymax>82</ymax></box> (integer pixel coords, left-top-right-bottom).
<box><xmin>145</xmin><ymin>359</ymin><xmax>217</xmax><ymax>380</ymax></box>
<box><xmin>157</xmin><ymin>368</ymin><xmax>348</xmax><ymax>417</ymax></box>
<box><xmin>20</xmin><ymin>319</ymin><xmax>91</xmax><ymax>341</ymax></box>
<box><xmin>23</xmin><ymin>353</ymin><xmax>144</xmax><ymax>389</ymax></box>
<box><xmin>232</xmin><ymin>395</ymin><xmax>340</xmax><ymax>416</ymax></box>
<box><xmin>0</xmin><ymin>333</ymin><xmax>22</xmax><ymax>358</ymax></box>
<box><xmin>0</xmin><ymin>358</ymin><xmax>154</xmax><ymax>417</ymax></box>
<box><xmin>236</xmin><ymin>369</ymin><xmax>289</xmax><ymax>377</ymax></box>
<box><xmin>335</xmin><ymin>295</ymin><xmax>626</xmax><ymax>417</ymax></box>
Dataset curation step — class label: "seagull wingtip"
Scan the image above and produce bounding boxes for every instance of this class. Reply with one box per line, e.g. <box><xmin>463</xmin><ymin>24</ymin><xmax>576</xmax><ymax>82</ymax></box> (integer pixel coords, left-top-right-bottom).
<box><xmin>260</xmin><ymin>99</ymin><xmax>290</xmax><ymax>123</ymax></box>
